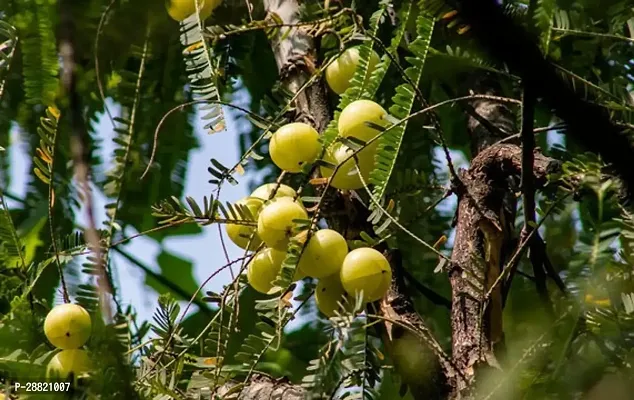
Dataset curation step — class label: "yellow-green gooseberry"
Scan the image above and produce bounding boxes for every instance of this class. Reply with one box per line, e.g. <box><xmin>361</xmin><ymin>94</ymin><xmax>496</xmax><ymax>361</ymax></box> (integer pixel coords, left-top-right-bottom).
<box><xmin>44</xmin><ymin>304</ymin><xmax>92</xmax><ymax>350</ymax></box>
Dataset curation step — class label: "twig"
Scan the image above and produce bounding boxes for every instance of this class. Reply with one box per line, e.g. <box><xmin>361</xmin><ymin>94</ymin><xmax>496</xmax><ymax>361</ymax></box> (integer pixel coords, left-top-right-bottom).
<box><xmin>521</xmin><ymin>0</ymin><xmax>552</xmax><ymax>315</ymax></box>
<box><xmin>441</xmin><ymin>83</ymin><xmax>513</xmax><ymax>140</ymax></box>
<box><xmin>103</xmin><ymin>27</ymin><xmax>151</xmax><ymax>317</ymax></box>
<box><xmin>45</xmin><ymin>110</ymin><xmax>69</xmax><ymax>304</ymax></box>
<box><xmin>496</xmin><ymin>122</ymin><xmax>567</xmax><ymax>145</ymax></box>
<box><xmin>485</xmin><ymin>192</ymin><xmax>572</xmax><ymax>301</ymax></box>
<box><xmin>136</xmin><ymin>252</ymin><xmax>255</xmax><ymax>384</ymax></box>
<box><xmin>141</xmin><ymin>100</ymin><xmax>276</xmax><ymax>179</ymax></box>
<box><xmin>361</xmin><ymin>29</ymin><xmax>461</xmax><ymax>183</ymax></box>
<box><xmin>552</xmin><ymin>27</ymin><xmax>634</xmax><ymax>44</ymax></box>
<box><xmin>0</xmin><ymin>191</ymin><xmax>25</xmax><ymax>204</ymax></box>
<box><xmin>519</xmin><ymin>75</ymin><xmax>552</xmax><ymax>312</ymax></box>
<box><xmin>94</xmin><ymin>0</ymin><xmax>117</xmax><ymax>127</ymax></box>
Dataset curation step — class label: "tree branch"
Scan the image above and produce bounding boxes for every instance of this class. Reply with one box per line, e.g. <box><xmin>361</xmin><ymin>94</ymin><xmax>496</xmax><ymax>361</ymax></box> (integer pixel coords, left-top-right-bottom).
<box><xmin>113</xmin><ymin>248</ymin><xmax>213</xmax><ymax>316</ymax></box>
<box><xmin>59</xmin><ymin>0</ymin><xmax>114</xmax><ymax>318</ymax></box>
<box><xmin>449</xmin><ymin>143</ymin><xmax>559</xmax><ymax>397</ymax></box>
<box><xmin>401</xmin><ymin>267</ymin><xmax>451</xmax><ymax>309</ymax></box>
<box><xmin>518</xmin><ymin>79</ymin><xmax>554</xmax><ymax>314</ymax></box>
<box><xmin>263</xmin><ymin>0</ymin><xmax>330</xmax><ymax>132</ymax></box>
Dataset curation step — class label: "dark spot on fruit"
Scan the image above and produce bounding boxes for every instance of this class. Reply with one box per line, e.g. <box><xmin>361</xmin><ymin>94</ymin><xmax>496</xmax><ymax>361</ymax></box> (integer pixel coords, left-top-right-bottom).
<box><xmin>65</xmin><ymin>332</ymin><xmax>70</xmax><ymax>337</ymax></box>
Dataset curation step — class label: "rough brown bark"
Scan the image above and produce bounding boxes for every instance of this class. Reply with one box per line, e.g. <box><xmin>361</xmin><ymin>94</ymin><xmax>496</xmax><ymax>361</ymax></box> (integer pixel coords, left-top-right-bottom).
<box><xmin>449</xmin><ymin>143</ymin><xmax>559</xmax><ymax>398</ymax></box>
<box><xmin>215</xmin><ymin>374</ymin><xmax>304</xmax><ymax>399</ymax></box>
<box><xmin>264</xmin><ymin>0</ymin><xmax>331</xmax><ymax>132</ymax></box>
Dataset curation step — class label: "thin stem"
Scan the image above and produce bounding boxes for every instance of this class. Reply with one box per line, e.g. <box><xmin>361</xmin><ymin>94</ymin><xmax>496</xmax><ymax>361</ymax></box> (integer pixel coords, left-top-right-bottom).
<box><xmin>552</xmin><ymin>27</ymin><xmax>634</xmax><ymax>44</ymax></box>
<box><xmin>485</xmin><ymin>192</ymin><xmax>572</xmax><ymax>301</ymax></box>
<box><xmin>114</xmin><ymin>247</ymin><xmax>213</xmax><ymax>315</ymax></box>
<box><xmin>45</xmin><ymin>109</ymin><xmax>69</xmax><ymax>304</ymax></box>
<box><xmin>94</xmin><ymin>0</ymin><xmax>117</xmax><ymax>127</ymax></box>
<box><xmin>142</xmin><ymin>100</ymin><xmax>280</xmax><ymax>179</ymax></box>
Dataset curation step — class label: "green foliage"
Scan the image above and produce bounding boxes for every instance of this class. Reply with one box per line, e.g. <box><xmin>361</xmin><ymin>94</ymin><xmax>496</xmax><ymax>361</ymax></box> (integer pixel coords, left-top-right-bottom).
<box><xmin>12</xmin><ymin>0</ymin><xmax>58</xmax><ymax>105</ymax></box>
<box><xmin>369</xmin><ymin>5</ymin><xmax>435</xmax><ymax>214</ymax></box>
<box><xmin>534</xmin><ymin>0</ymin><xmax>556</xmax><ymax>52</ymax></box>
<box><xmin>0</xmin><ymin>195</ymin><xmax>25</xmax><ymax>270</ymax></box>
<box><xmin>180</xmin><ymin>13</ymin><xmax>225</xmax><ymax>133</ymax></box>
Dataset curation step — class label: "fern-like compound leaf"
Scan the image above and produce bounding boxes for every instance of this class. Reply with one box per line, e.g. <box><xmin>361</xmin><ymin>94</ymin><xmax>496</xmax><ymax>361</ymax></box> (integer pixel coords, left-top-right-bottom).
<box><xmin>369</xmin><ymin>7</ymin><xmax>435</xmax><ymax>217</ymax></box>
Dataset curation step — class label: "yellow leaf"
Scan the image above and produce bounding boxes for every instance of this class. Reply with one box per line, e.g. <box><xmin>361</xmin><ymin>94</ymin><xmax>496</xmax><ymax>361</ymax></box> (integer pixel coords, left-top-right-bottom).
<box><xmin>585</xmin><ymin>294</ymin><xmax>611</xmax><ymax>307</ymax></box>
<box><xmin>235</xmin><ymin>164</ymin><xmax>245</xmax><ymax>176</ymax></box>
<box><xmin>184</xmin><ymin>41</ymin><xmax>204</xmax><ymax>53</ymax></box>
<box><xmin>36</xmin><ymin>148</ymin><xmax>52</xmax><ymax>165</ymax></box>
<box><xmin>280</xmin><ymin>291</ymin><xmax>293</xmax><ymax>308</ymax></box>
<box><xmin>203</xmin><ymin>356</ymin><xmax>223</xmax><ymax>366</ymax></box>
<box><xmin>386</xmin><ymin>199</ymin><xmax>395</xmax><ymax>213</ymax></box>
<box><xmin>213</xmin><ymin>121</ymin><xmax>226</xmax><ymax>133</ymax></box>
<box><xmin>373</xmin><ymin>346</ymin><xmax>385</xmax><ymax>361</ymax></box>
<box><xmin>47</xmin><ymin>106</ymin><xmax>61</xmax><ymax>120</ymax></box>
<box><xmin>433</xmin><ymin>235</ymin><xmax>447</xmax><ymax>249</ymax></box>
<box><xmin>594</xmin><ymin>299</ymin><xmax>611</xmax><ymax>307</ymax></box>
<box><xmin>33</xmin><ymin>168</ymin><xmax>51</xmax><ymax>185</ymax></box>
<box><xmin>293</xmin><ymin>230</ymin><xmax>309</xmax><ymax>245</ymax></box>
<box><xmin>309</xmin><ymin>177</ymin><xmax>329</xmax><ymax>186</ymax></box>
<box><xmin>442</xmin><ymin>10</ymin><xmax>459</xmax><ymax>20</ymax></box>
<box><xmin>458</xmin><ymin>25</ymin><xmax>472</xmax><ymax>35</ymax></box>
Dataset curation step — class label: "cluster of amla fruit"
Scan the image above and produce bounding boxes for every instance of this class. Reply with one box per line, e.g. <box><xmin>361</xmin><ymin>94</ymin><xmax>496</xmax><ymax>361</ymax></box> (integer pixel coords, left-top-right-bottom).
<box><xmin>267</xmin><ymin>98</ymin><xmax>389</xmax><ymax>191</ymax></box>
<box><xmin>166</xmin><ymin>0</ymin><xmax>222</xmax><ymax>22</ymax></box>
<box><xmin>225</xmin><ymin>183</ymin><xmax>391</xmax><ymax>316</ymax></box>
<box><xmin>322</xmin><ymin>46</ymin><xmax>388</xmax><ymax>189</ymax></box>
<box><xmin>223</xmin><ymin>46</ymin><xmax>393</xmax><ymax>313</ymax></box>
<box><xmin>43</xmin><ymin>304</ymin><xmax>92</xmax><ymax>382</ymax></box>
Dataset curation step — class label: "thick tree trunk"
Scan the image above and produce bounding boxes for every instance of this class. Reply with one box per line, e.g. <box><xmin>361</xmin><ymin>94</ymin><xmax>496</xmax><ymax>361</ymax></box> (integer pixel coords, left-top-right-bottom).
<box><xmin>449</xmin><ymin>144</ymin><xmax>557</xmax><ymax>390</ymax></box>
<box><xmin>263</xmin><ymin>0</ymin><xmax>330</xmax><ymax>133</ymax></box>
<box><xmin>449</xmin><ymin>80</ymin><xmax>518</xmax><ymax>397</ymax></box>
<box><xmin>447</xmin><ymin>78</ymin><xmax>560</xmax><ymax>397</ymax></box>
